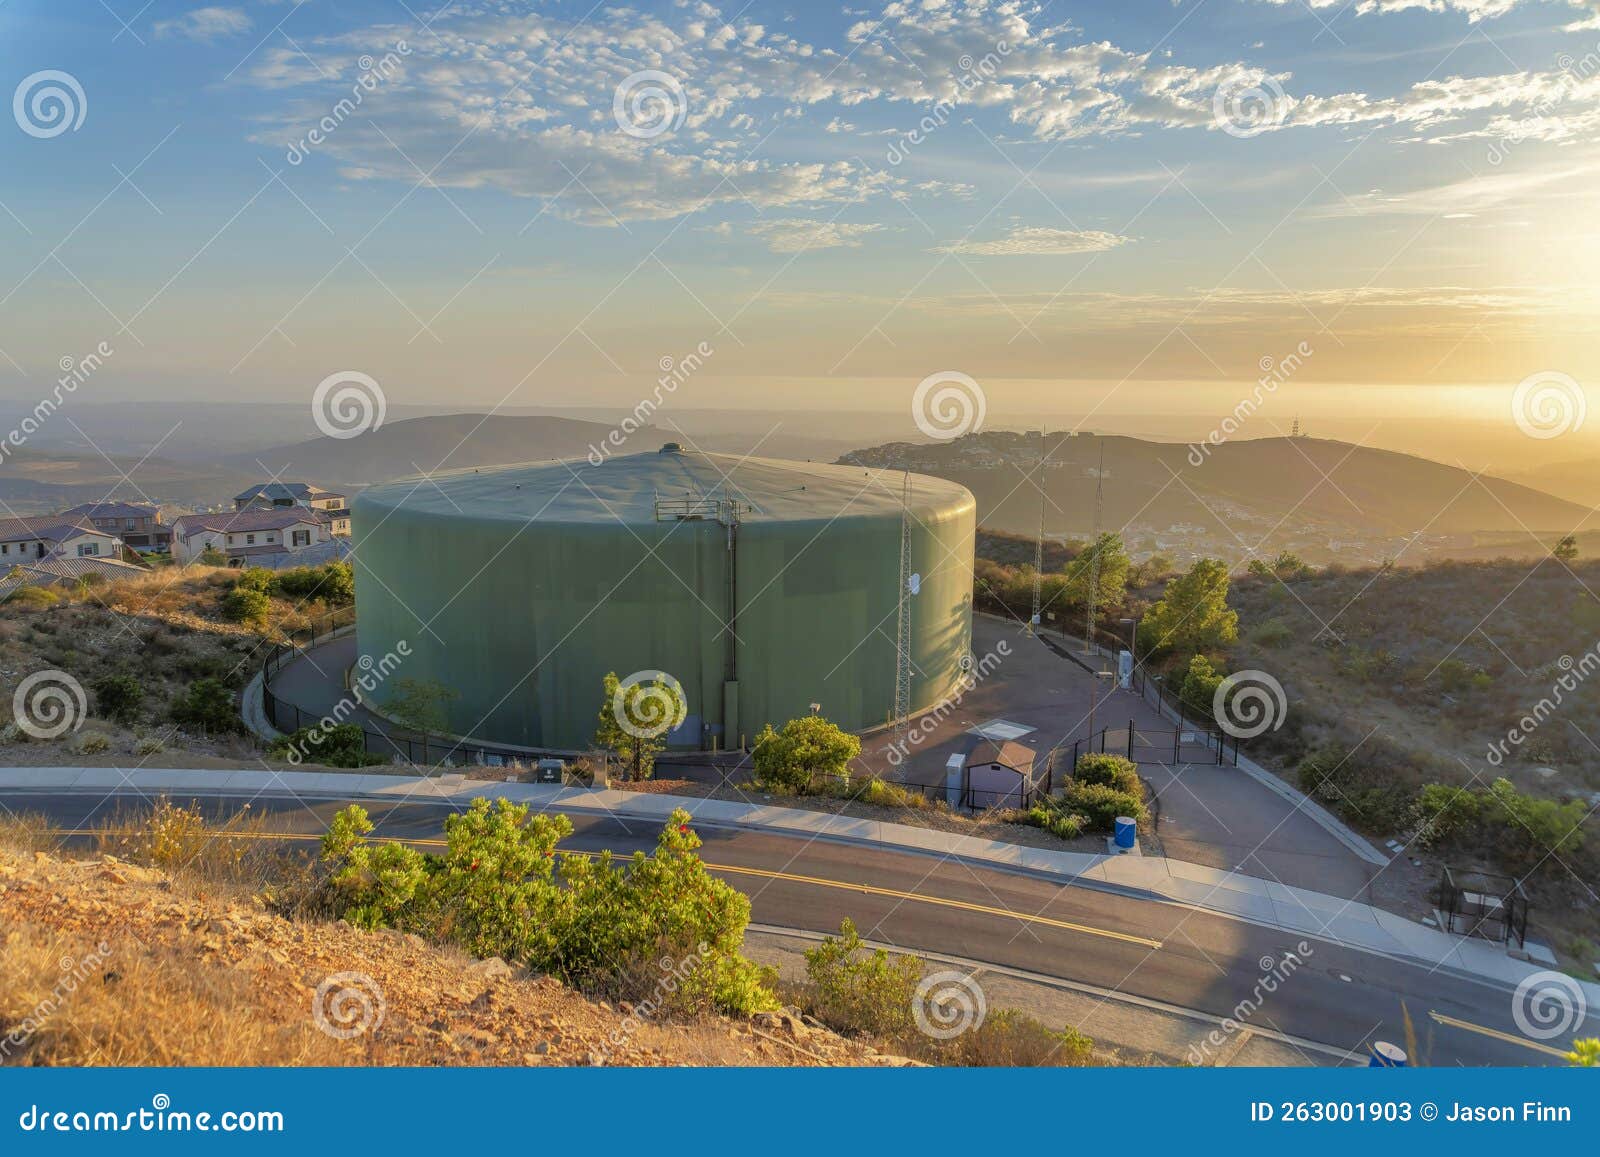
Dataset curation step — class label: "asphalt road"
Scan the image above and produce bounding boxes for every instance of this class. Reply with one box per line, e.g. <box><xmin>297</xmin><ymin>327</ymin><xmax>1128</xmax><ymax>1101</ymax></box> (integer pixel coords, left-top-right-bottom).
<box><xmin>6</xmin><ymin>788</ymin><xmax>1589</xmax><ymax>1067</ymax></box>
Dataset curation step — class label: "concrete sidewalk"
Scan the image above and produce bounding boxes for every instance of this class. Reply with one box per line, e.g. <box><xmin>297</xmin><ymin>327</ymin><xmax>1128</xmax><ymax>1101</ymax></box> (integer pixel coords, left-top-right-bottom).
<box><xmin>3</xmin><ymin>764</ymin><xmax>1593</xmax><ymax>1005</ymax></box>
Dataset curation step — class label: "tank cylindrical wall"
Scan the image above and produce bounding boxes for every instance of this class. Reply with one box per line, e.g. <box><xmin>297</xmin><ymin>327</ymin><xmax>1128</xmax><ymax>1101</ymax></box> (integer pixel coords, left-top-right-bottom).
<box><xmin>352</xmin><ymin>457</ymin><xmax>975</xmax><ymax>751</ymax></box>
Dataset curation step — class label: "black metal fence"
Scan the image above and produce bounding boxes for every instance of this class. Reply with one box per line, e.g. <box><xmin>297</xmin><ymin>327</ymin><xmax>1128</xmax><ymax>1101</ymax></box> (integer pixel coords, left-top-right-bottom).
<box><xmin>1037</xmin><ymin>624</ymin><xmax>1243</xmax><ymax>762</ymax></box>
<box><xmin>1438</xmin><ymin>866</ymin><xmax>1529</xmax><ymax>949</ymax></box>
<box><xmin>260</xmin><ymin>608</ymin><xmax>556</xmax><ymax>770</ymax></box>
<box><xmin>1057</xmin><ymin>719</ymin><xmax>1237</xmax><ymax>769</ymax></box>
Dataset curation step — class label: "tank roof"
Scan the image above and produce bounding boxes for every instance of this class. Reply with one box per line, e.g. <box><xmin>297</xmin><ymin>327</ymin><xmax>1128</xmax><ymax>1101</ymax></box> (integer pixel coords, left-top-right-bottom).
<box><xmin>356</xmin><ymin>447</ymin><xmax>973</xmax><ymax>525</ymax></box>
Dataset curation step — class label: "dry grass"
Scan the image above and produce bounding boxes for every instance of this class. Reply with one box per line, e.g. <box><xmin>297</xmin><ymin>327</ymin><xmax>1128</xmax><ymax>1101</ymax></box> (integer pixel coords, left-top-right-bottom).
<box><xmin>1</xmin><ymin>926</ymin><xmax>346</xmax><ymax>1066</ymax></box>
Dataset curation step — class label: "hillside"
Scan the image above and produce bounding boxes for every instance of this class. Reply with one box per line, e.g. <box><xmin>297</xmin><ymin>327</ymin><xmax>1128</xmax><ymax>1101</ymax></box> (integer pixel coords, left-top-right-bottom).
<box><xmin>0</xmin><ymin>843</ymin><xmax>898</xmax><ymax>1067</ymax></box>
<box><xmin>842</xmin><ymin>433</ymin><xmax>1594</xmax><ymax>564</ymax></box>
<box><xmin>1503</xmin><ymin>456</ymin><xmax>1600</xmax><ymax>510</ymax></box>
<box><xmin>0</xmin><ymin>449</ymin><xmax>257</xmax><ymax>515</ymax></box>
<box><xmin>233</xmin><ymin>413</ymin><xmax>651</xmax><ymax>488</ymax></box>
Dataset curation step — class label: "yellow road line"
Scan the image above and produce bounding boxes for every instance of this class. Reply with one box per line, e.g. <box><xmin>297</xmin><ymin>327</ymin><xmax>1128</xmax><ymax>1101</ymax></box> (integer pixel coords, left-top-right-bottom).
<box><xmin>45</xmin><ymin>827</ymin><xmax>1161</xmax><ymax>950</ymax></box>
<box><xmin>1428</xmin><ymin>1011</ymin><xmax>1571</xmax><ymax>1059</ymax></box>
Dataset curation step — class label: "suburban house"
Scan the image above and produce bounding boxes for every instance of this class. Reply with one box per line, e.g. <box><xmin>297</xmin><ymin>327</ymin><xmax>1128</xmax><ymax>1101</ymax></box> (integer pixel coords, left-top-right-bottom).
<box><xmin>233</xmin><ymin>482</ymin><xmax>351</xmax><ymax>536</ymax></box>
<box><xmin>169</xmin><ymin>508</ymin><xmax>349</xmax><ymax>570</ymax></box>
<box><xmin>58</xmin><ymin>501</ymin><xmax>171</xmax><ymax>551</ymax></box>
<box><xmin>0</xmin><ymin>516</ymin><xmax>124</xmax><ymax>564</ymax></box>
<box><xmin>962</xmin><ymin>739</ymin><xmax>1040</xmax><ymax>809</ymax></box>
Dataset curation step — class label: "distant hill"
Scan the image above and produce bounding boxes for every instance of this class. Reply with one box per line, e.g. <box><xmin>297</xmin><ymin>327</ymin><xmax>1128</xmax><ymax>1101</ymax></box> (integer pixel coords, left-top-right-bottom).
<box><xmin>230</xmin><ymin>413</ymin><xmax>651</xmax><ymax>488</ymax></box>
<box><xmin>1502</xmin><ymin>457</ymin><xmax>1600</xmax><ymax>509</ymax></box>
<box><xmin>840</xmin><ymin>433</ymin><xmax>1594</xmax><ymax>562</ymax></box>
<box><xmin>0</xmin><ymin>450</ymin><xmax>257</xmax><ymax>515</ymax></box>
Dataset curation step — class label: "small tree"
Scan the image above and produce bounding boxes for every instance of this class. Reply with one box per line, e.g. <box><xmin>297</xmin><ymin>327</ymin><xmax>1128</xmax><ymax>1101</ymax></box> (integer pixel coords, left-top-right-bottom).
<box><xmin>198</xmin><ymin>545</ymin><xmax>228</xmax><ymax>567</ymax></box>
<box><xmin>593</xmin><ymin>670</ymin><xmax>683</xmax><ymax>782</ymax></box>
<box><xmin>1179</xmin><ymin>653</ymin><xmax>1225</xmax><ymax>720</ymax></box>
<box><xmin>1137</xmin><ymin>558</ymin><xmax>1238</xmax><ymax>657</ymax></box>
<box><xmin>750</xmin><ymin>714</ymin><xmax>861</xmax><ymax>792</ymax></box>
<box><xmin>1553</xmin><ymin>534</ymin><xmax>1579</xmax><ymax>563</ymax></box>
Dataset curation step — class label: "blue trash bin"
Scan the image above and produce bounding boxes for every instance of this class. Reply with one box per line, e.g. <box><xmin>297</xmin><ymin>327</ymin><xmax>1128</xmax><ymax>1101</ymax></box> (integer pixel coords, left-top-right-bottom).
<box><xmin>1369</xmin><ymin>1042</ymin><xmax>1408</xmax><ymax>1067</ymax></box>
<box><xmin>1113</xmin><ymin>816</ymin><xmax>1137</xmax><ymax>850</ymax></box>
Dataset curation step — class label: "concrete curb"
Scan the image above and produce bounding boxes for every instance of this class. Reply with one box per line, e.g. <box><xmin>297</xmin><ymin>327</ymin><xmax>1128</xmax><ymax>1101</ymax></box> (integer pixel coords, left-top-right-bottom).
<box><xmin>5</xmin><ymin>765</ymin><xmax>1596</xmax><ymax>1006</ymax></box>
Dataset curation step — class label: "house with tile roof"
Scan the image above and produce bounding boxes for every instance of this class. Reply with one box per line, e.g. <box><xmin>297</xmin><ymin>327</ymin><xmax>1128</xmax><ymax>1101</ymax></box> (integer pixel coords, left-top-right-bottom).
<box><xmin>58</xmin><ymin>501</ymin><xmax>171</xmax><ymax>551</ymax></box>
<box><xmin>169</xmin><ymin>507</ymin><xmax>347</xmax><ymax>569</ymax></box>
<box><xmin>0</xmin><ymin>516</ymin><xmax>123</xmax><ymax>566</ymax></box>
<box><xmin>233</xmin><ymin>482</ymin><xmax>350</xmax><ymax>535</ymax></box>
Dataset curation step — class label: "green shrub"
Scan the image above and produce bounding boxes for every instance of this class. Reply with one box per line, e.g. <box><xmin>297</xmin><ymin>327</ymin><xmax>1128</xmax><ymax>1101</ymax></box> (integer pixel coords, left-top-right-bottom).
<box><xmin>3</xmin><ymin>585</ymin><xmax>59</xmax><ymax>608</ymax></box>
<box><xmin>1023</xmin><ymin>802</ymin><xmax>1086</xmax><ymax>840</ymax></box>
<box><xmin>1249</xmin><ymin>618</ymin><xmax>1294</xmax><ymax>648</ymax></box>
<box><xmin>1074</xmin><ymin>753</ymin><xmax>1141</xmax><ymax>795</ymax></box>
<box><xmin>751</xmin><ymin>715</ymin><xmax>861</xmax><ymax>791</ymax></box>
<box><xmin>1483</xmin><ymin>777</ymin><xmax>1586</xmax><ymax>872</ymax></box>
<box><xmin>1062</xmin><ymin>781</ymin><xmax>1146</xmax><ymax>830</ymax></box>
<box><xmin>272</xmin><ymin>562</ymin><xmax>354</xmax><ymax>605</ymax></box>
<box><xmin>91</xmin><ymin>673</ymin><xmax>144</xmax><ymax>724</ymax></box>
<box><xmin>269</xmin><ymin>723</ymin><xmax>386</xmax><ymax>768</ymax></box>
<box><xmin>935</xmin><ymin>1008</ymin><xmax>1095</xmax><ymax>1067</ymax></box>
<box><xmin>233</xmin><ymin>567</ymin><xmax>276</xmax><ymax>593</ymax></box>
<box><xmin>1412</xmin><ymin>783</ymin><xmax>1482</xmax><ymax>848</ymax></box>
<box><xmin>170</xmin><ymin>677</ymin><xmax>243</xmax><ymax>733</ymax></box>
<box><xmin>320</xmin><ymin>802</ymin><xmax>778</xmax><ymax>1016</ymax></box>
<box><xmin>800</xmin><ymin>918</ymin><xmax>921</xmax><ymax>1039</ymax></box>
<box><xmin>220</xmin><ymin>585</ymin><xmax>272</xmax><ymax>626</ymax></box>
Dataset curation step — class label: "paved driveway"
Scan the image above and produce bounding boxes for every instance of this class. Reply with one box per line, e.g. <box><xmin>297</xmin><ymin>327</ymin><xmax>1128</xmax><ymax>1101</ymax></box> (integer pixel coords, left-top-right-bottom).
<box><xmin>861</xmin><ymin>615</ymin><xmax>1376</xmax><ymax>900</ymax></box>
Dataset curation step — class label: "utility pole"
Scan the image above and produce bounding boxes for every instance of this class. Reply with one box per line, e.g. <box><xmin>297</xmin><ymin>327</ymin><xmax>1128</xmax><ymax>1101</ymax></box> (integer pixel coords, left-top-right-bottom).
<box><xmin>1031</xmin><ymin>429</ymin><xmax>1046</xmax><ymax>632</ymax></box>
<box><xmin>894</xmin><ymin>470</ymin><xmax>913</xmax><ymax>731</ymax></box>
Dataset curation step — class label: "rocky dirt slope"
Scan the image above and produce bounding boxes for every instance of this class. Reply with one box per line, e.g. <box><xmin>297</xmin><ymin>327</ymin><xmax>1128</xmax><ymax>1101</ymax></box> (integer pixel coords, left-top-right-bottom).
<box><xmin>0</xmin><ymin>847</ymin><xmax>913</xmax><ymax>1068</ymax></box>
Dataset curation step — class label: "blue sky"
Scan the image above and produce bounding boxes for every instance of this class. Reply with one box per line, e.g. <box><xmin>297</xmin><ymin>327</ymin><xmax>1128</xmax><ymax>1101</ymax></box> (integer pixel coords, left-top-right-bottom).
<box><xmin>2</xmin><ymin>0</ymin><xmax>1598</xmax><ymax>437</ymax></box>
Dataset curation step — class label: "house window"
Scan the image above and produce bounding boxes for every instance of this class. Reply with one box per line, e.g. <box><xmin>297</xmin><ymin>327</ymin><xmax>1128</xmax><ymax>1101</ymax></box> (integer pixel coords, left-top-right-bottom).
<box><xmin>78</xmin><ymin>543</ymin><xmax>98</xmax><ymax>557</ymax></box>
<box><xmin>292</xmin><ymin>529</ymin><xmax>310</xmax><ymax>547</ymax></box>
<box><xmin>246</xmin><ymin>534</ymin><xmax>256</xmax><ymax>544</ymax></box>
<box><xmin>125</xmin><ymin>519</ymin><xmax>136</xmax><ymax>530</ymax></box>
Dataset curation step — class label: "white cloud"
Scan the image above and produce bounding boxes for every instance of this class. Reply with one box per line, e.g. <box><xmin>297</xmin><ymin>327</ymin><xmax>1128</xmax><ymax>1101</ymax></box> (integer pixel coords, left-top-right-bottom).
<box><xmin>744</xmin><ymin>218</ymin><xmax>883</xmax><ymax>253</ymax></box>
<box><xmin>154</xmin><ymin>6</ymin><xmax>252</xmax><ymax>41</ymax></box>
<box><xmin>935</xmin><ymin>226</ymin><xmax>1132</xmax><ymax>255</ymax></box>
<box><xmin>240</xmin><ymin>1</ymin><xmax>1600</xmax><ymax>223</ymax></box>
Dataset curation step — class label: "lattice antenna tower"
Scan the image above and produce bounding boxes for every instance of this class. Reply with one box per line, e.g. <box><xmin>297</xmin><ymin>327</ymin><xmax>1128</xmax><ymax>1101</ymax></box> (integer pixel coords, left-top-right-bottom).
<box><xmin>1084</xmin><ymin>440</ymin><xmax>1105</xmax><ymax>656</ymax></box>
<box><xmin>1031</xmin><ymin>429</ymin><xmax>1046</xmax><ymax>632</ymax></box>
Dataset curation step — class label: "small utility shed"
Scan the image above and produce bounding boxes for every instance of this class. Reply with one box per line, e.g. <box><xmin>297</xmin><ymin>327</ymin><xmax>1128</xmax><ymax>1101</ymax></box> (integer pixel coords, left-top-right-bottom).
<box><xmin>964</xmin><ymin>739</ymin><xmax>1038</xmax><ymax>809</ymax></box>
